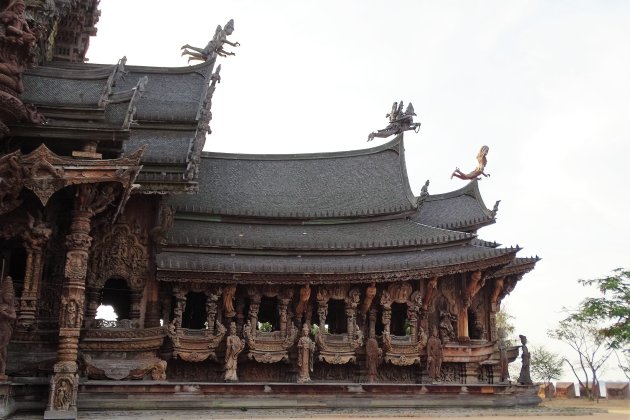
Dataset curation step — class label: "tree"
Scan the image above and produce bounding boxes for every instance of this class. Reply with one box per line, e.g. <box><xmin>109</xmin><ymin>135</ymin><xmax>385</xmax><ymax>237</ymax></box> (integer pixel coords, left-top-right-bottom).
<box><xmin>530</xmin><ymin>345</ymin><xmax>563</xmax><ymax>397</ymax></box>
<box><xmin>496</xmin><ymin>306</ymin><xmax>516</xmax><ymax>345</ymax></box>
<box><xmin>548</xmin><ymin>316</ymin><xmax>613</xmax><ymax>401</ymax></box>
<box><xmin>576</xmin><ymin>268</ymin><xmax>629</xmax><ymax>349</ymax></box>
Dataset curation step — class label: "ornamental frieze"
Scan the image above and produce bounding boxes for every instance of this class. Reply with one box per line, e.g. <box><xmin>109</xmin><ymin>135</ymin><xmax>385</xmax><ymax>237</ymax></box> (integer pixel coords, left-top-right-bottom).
<box><xmin>88</xmin><ymin>222</ymin><xmax>149</xmax><ymax>291</ymax></box>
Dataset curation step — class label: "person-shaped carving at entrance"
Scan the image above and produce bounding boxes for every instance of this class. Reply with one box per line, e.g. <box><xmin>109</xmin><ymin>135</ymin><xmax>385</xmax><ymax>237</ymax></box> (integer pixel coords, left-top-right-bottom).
<box><xmin>517</xmin><ymin>334</ymin><xmax>533</xmax><ymax>385</ymax></box>
<box><xmin>224</xmin><ymin>322</ymin><xmax>244</xmax><ymax>382</ymax></box>
<box><xmin>427</xmin><ymin>326</ymin><xmax>443</xmax><ymax>383</ymax></box>
<box><xmin>296</xmin><ymin>323</ymin><xmax>314</xmax><ymax>383</ymax></box>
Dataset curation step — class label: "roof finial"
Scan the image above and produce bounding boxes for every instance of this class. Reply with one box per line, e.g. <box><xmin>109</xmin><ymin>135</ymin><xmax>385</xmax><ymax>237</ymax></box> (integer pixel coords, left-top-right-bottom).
<box><xmin>181</xmin><ymin>19</ymin><xmax>240</xmax><ymax>64</ymax></box>
<box><xmin>490</xmin><ymin>200</ymin><xmax>501</xmax><ymax>217</ymax></box>
<box><xmin>367</xmin><ymin>100</ymin><xmax>421</xmax><ymax>142</ymax></box>
<box><xmin>417</xmin><ymin>179</ymin><xmax>430</xmax><ymax>205</ymax></box>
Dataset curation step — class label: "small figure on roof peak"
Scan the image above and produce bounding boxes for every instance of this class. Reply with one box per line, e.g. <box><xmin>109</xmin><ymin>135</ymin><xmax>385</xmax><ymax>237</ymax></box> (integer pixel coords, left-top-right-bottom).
<box><xmin>450</xmin><ymin>145</ymin><xmax>490</xmax><ymax>181</ymax></box>
<box><xmin>417</xmin><ymin>179</ymin><xmax>430</xmax><ymax>205</ymax></box>
<box><xmin>181</xmin><ymin>19</ymin><xmax>240</xmax><ymax>64</ymax></box>
<box><xmin>367</xmin><ymin>101</ymin><xmax>421</xmax><ymax>142</ymax></box>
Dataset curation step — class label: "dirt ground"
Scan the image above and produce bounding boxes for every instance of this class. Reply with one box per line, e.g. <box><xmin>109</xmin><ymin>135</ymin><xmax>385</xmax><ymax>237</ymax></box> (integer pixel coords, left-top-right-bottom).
<box><xmin>10</xmin><ymin>398</ymin><xmax>630</xmax><ymax>419</ymax></box>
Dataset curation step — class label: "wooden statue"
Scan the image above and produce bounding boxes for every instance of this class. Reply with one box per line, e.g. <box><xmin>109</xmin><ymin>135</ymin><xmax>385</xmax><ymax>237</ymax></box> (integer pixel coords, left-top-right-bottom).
<box><xmin>365</xmin><ymin>330</ymin><xmax>382</xmax><ymax>383</ymax></box>
<box><xmin>181</xmin><ymin>19</ymin><xmax>240</xmax><ymax>63</ymax></box>
<box><xmin>451</xmin><ymin>145</ymin><xmax>490</xmax><ymax>180</ymax></box>
<box><xmin>517</xmin><ymin>334</ymin><xmax>533</xmax><ymax>385</ymax></box>
<box><xmin>360</xmin><ymin>282</ymin><xmax>377</xmax><ymax>315</ymax></box>
<box><xmin>222</xmin><ymin>284</ymin><xmax>236</xmax><ymax>318</ymax></box>
<box><xmin>0</xmin><ymin>276</ymin><xmax>16</xmax><ymax>378</ymax></box>
<box><xmin>426</xmin><ymin>326</ymin><xmax>443</xmax><ymax>383</ymax></box>
<box><xmin>295</xmin><ymin>283</ymin><xmax>311</xmax><ymax>320</ymax></box>
<box><xmin>367</xmin><ymin>101</ymin><xmax>421</xmax><ymax>141</ymax></box>
<box><xmin>296</xmin><ymin>324</ymin><xmax>314</xmax><ymax>383</ymax></box>
<box><xmin>224</xmin><ymin>322</ymin><xmax>244</xmax><ymax>382</ymax></box>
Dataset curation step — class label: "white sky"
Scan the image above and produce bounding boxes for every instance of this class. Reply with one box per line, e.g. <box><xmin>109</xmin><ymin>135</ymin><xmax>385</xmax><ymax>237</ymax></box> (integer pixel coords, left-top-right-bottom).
<box><xmin>87</xmin><ymin>0</ymin><xmax>629</xmax><ymax>381</ymax></box>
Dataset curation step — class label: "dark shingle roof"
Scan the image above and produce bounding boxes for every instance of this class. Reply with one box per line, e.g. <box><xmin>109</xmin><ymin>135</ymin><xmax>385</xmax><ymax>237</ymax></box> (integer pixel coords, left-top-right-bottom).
<box><xmin>124</xmin><ymin>129</ymin><xmax>194</xmax><ymax>164</ymax></box>
<box><xmin>156</xmin><ymin>245</ymin><xmax>517</xmax><ymax>277</ymax></box>
<box><xmin>167</xmin><ymin>218</ymin><xmax>473</xmax><ymax>251</ymax></box>
<box><xmin>21</xmin><ymin>75</ymin><xmax>107</xmax><ymax>107</ymax></box>
<box><xmin>413</xmin><ymin>180</ymin><xmax>495</xmax><ymax>231</ymax></box>
<box><xmin>169</xmin><ymin>135</ymin><xmax>417</xmax><ymax>219</ymax></box>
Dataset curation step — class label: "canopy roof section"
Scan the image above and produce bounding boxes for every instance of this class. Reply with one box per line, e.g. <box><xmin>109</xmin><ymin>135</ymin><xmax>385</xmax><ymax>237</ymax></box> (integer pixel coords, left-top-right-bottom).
<box><xmin>158</xmin><ymin>135</ymin><xmax>537</xmax><ymax>283</ymax></box>
<box><xmin>413</xmin><ymin>180</ymin><xmax>497</xmax><ymax>232</ymax></box>
<box><xmin>169</xmin><ymin>135</ymin><xmax>417</xmax><ymax>219</ymax></box>
<box><xmin>18</xmin><ymin>59</ymin><xmax>218</xmax><ymax>194</ymax></box>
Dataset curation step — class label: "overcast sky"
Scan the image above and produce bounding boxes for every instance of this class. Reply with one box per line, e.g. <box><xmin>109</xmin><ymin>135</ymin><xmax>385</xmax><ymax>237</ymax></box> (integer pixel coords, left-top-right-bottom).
<box><xmin>88</xmin><ymin>0</ymin><xmax>629</xmax><ymax>381</ymax></box>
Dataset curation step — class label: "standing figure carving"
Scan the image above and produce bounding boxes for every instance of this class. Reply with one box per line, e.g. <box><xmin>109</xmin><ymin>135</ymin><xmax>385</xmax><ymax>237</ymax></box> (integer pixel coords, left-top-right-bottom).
<box><xmin>451</xmin><ymin>145</ymin><xmax>490</xmax><ymax>180</ymax></box>
<box><xmin>181</xmin><ymin>19</ymin><xmax>240</xmax><ymax>63</ymax></box>
<box><xmin>438</xmin><ymin>309</ymin><xmax>456</xmax><ymax>342</ymax></box>
<box><xmin>0</xmin><ymin>0</ymin><xmax>36</xmax><ymax>46</ymax></box>
<box><xmin>296</xmin><ymin>324</ymin><xmax>314</xmax><ymax>383</ymax></box>
<box><xmin>365</xmin><ymin>330</ymin><xmax>382</xmax><ymax>383</ymax></box>
<box><xmin>517</xmin><ymin>334</ymin><xmax>533</xmax><ymax>385</ymax></box>
<box><xmin>368</xmin><ymin>101</ymin><xmax>421</xmax><ymax>142</ymax></box>
<box><xmin>223</xmin><ymin>284</ymin><xmax>236</xmax><ymax>318</ymax></box>
<box><xmin>426</xmin><ymin>326</ymin><xmax>443</xmax><ymax>383</ymax></box>
<box><xmin>224</xmin><ymin>322</ymin><xmax>244</xmax><ymax>382</ymax></box>
<box><xmin>0</xmin><ymin>276</ymin><xmax>16</xmax><ymax>377</ymax></box>
<box><xmin>360</xmin><ymin>282</ymin><xmax>377</xmax><ymax>315</ymax></box>
<box><xmin>295</xmin><ymin>283</ymin><xmax>311</xmax><ymax>321</ymax></box>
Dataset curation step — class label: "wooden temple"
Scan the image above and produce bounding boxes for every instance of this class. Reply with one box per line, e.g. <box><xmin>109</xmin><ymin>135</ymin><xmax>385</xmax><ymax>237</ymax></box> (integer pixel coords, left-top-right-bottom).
<box><xmin>0</xmin><ymin>1</ymin><xmax>539</xmax><ymax>418</ymax></box>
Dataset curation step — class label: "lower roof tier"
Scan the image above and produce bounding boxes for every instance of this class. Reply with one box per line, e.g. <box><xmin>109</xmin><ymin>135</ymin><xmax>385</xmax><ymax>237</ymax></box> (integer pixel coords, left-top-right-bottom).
<box><xmin>156</xmin><ymin>244</ymin><xmax>519</xmax><ymax>283</ymax></box>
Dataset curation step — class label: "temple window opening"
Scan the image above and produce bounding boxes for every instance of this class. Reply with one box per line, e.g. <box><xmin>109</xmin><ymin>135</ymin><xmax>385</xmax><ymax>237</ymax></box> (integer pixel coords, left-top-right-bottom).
<box><xmin>182</xmin><ymin>291</ymin><xmax>207</xmax><ymax>329</ymax></box>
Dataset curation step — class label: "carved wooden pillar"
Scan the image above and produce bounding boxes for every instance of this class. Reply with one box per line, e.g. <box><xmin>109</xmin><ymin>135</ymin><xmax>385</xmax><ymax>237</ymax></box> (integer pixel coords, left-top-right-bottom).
<box><xmin>172</xmin><ymin>289</ymin><xmax>186</xmax><ymax>330</ymax></box>
<box><xmin>205</xmin><ymin>289</ymin><xmax>220</xmax><ymax>335</ymax></box>
<box><xmin>380</xmin><ymin>291</ymin><xmax>392</xmax><ymax>336</ymax></box>
<box><xmin>248</xmin><ymin>294</ymin><xmax>260</xmax><ymax>331</ymax></box>
<box><xmin>368</xmin><ymin>308</ymin><xmax>377</xmax><ymax>338</ymax></box>
<box><xmin>46</xmin><ymin>204</ymin><xmax>93</xmax><ymax>418</ymax></box>
<box><xmin>235</xmin><ymin>297</ymin><xmax>245</xmax><ymax>336</ymax></box>
<box><xmin>278</xmin><ymin>298</ymin><xmax>290</xmax><ymax>335</ymax></box>
<box><xmin>130</xmin><ymin>290</ymin><xmax>143</xmax><ymax>324</ymax></box>
<box><xmin>18</xmin><ymin>220</ymin><xmax>52</xmax><ymax>328</ymax></box>
<box><xmin>83</xmin><ymin>286</ymin><xmax>101</xmax><ymax>328</ymax></box>
<box><xmin>489</xmin><ymin>277</ymin><xmax>505</xmax><ymax>342</ymax></box>
<box><xmin>317</xmin><ymin>298</ymin><xmax>328</xmax><ymax>331</ymax></box>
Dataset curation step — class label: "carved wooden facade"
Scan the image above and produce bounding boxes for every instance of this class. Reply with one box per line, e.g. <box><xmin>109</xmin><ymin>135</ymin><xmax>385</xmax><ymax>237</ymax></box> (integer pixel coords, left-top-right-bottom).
<box><xmin>0</xmin><ymin>2</ymin><xmax>539</xmax><ymax>418</ymax></box>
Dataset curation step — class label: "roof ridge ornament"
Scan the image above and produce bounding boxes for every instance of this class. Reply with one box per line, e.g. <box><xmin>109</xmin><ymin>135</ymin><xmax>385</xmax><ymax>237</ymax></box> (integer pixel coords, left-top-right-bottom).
<box><xmin>416</xmin><ymin>179</ymin><xmax>430</xmax><ymax>205</ymax></box>
<box><xmin>451</xmin><ymin>145</ymin><xmax>490</xmax><ymax>181</ymax></box>
<box><xmin>367</xmin><ymin>101</ymin><xmax>421</xmax><ymax>142</ymax></box>
<box><xmin>181</xmin><ymin>19</ymin><xmax>240</xmax><ymax>64</ymax></box>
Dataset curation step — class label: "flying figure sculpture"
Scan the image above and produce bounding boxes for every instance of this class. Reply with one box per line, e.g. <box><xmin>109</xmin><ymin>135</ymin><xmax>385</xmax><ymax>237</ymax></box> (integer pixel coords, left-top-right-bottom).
<box><xmin>367</xmin><ymin>101</ymin><xmax>421</xmax><ymax>142</ymax></box>
<box><xmin>451</xmin><ymin>145</ymin><xmax>490</xmax><ymax>180</ymax></box>
<box><xmin>181</xmin><ymin>19</ymin><xmax>240</xmax><ymax>63</ymax></box>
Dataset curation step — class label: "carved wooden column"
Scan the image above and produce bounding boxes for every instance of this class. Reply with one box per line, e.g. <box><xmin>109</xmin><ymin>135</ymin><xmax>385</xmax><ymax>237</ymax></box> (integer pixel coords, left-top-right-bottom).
<box><xmin>459</xmin><ymin>271</ymin><xmax>485</xmax><ymax>341</ymax></box>
<box><xmin>247</xmin><ymin>288</ymin><xmax>260</xmax><ymax>331</ymax></box>
<box><xmin>205</xmin><ymin>288</ymin><xmax>220</xmax><ymax>335</ymax></box>
<box><xmin>47</xmin><ymin>185</ymin><xmax>107</xmax><ymax>418</ymax></box>
<box><xmin>344</xmin><ymin>288</ymin><xmax>359</xmax><ymax>335</ymax></box>
<box><xmin>17</xmin><ymin>218</ymin><xmax>52</xmax><ymax>328</ymax></box>
<box><xmin>172</xmin><ymin>288</ymin><xmax>186</xmax><ymax>330</ymax></box>
<box><xmin>83</xmin><ymin>286</ymin><xmax>101</xmax><ymax>328</ymax></box>
<box><xmin>235</xmin><ymin>297</ymin><xmax>246</xmax><ymax>336</ymax></box>
<box><xmin>316</xmin><ymin>294</ymin><xmax>328</xmax><ymax>332</ymax></box>
<box><xmin>489</xmin><ymin>277</ymin><xmax>505</xmax><ymax>342</ymax></box>
<box><xmin>130</xmin><ymin>290</ymin><xmax>143</xmax><ymax>325</ymax></box>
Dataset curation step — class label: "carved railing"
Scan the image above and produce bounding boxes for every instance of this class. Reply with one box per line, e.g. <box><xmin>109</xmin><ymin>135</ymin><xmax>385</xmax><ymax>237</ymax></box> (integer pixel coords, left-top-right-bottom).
<box><xmin>382</xmin><ymin>331</ymin><xmax>426</xmax><ymax>366</ymax></box>
<box><xmin>243</xmin><ymin>323</ymin><xmax>298</xmax><ymax>363</ymax></box>
<box><xmin>315</xmin><ymin>329</ymin><xmax>363</xmax><ymax>364</ymax></box>
<box><xmin>164</xmin><ymin>323</ymin><xmax>227</xmax><ymax>363</ymax></box>
<box><xmin>94</xmin><ymin>318</ymin><xmax>138</xmax><ymax>329</ymax></box>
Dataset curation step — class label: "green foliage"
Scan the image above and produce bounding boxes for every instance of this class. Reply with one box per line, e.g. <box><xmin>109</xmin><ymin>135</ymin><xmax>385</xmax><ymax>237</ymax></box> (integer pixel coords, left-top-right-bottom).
<box><xmin>530</xmin><ymin>345</ymin><xmax>563</xmax><ymax>384</ymax></box>
<box><xmin>496</xmin><ymin>306</ymin><xmax>516</xmax><ymax>345</ymax></box>
<box><xmin>258</xmin><ymin>321</ymin><xmax>272</xmax><ymax>332</ymax></box>
<box><xmin>576</xmin><ymin>268</ymin><xmax>630</xmax><ymax>349</ymax></box>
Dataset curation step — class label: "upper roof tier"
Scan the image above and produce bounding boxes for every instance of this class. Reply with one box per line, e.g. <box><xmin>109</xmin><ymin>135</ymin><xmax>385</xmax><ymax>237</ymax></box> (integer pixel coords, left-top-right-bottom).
<box><xmin>413</xmin><ymin>180</ymin><xmax>496</xmax><ymax>232</ymax></box>
<box><xmin>169</xmin><ymin>135</ymin><xmax>417</xmax><ymax>219</ymax></box>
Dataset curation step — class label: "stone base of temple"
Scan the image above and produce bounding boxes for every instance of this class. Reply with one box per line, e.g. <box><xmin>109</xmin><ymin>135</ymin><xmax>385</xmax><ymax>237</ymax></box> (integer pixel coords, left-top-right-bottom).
<box><xmin>3</xmin><ymin>379</ymin><xmax>541</xmax><ymax>417</ymax></box>
<box><xmin>77</xmin><ymin>381</ymin><xmax>541</xmax><ymax>410</ymax></box>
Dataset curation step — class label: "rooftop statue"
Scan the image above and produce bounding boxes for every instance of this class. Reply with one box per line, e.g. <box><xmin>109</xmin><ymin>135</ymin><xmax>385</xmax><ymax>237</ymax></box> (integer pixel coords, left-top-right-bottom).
<box><xmin>367</xmin><ymin>101</ymin><xmax>421</xmax><ymax>142</ymax></box>
<box><xmin>451</xmin><ymin>145</ymin><xmax>490</xmax><ymax>180</ymax></box>
<box><xmin>181</xmin><ymin>19</ymin><xmax>240</xmax><ymax>63</ymax></box>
